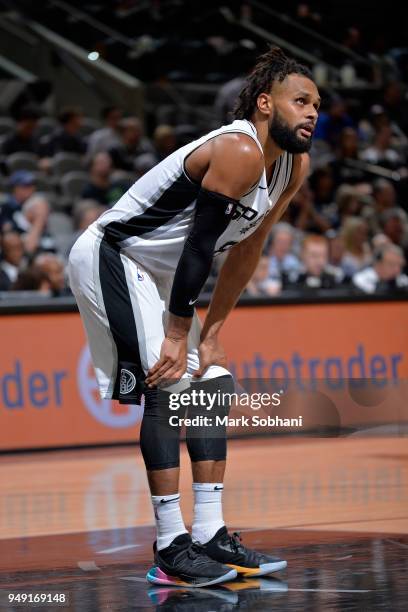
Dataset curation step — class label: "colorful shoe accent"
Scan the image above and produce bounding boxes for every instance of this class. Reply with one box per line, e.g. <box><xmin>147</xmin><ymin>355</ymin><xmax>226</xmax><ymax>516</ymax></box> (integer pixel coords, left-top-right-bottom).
<box><xmin>146</xmin><ymin>533</ymin><xmax>237</xmax><ymax>587</ymax></box>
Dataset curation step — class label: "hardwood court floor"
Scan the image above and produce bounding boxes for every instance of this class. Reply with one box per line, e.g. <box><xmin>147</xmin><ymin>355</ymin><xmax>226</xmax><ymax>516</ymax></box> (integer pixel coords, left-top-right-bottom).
<box><xmin>1</xmin><ymin>436</ymin><xmax>407</xmax><ymax>610</ymax></box>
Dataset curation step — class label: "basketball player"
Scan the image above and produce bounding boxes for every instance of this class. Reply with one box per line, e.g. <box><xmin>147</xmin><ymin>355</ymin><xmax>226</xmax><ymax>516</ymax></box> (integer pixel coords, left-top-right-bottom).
<box><xmin>68</xmin><ymin>47</ymin><xmax>320</xmax><ymax>587</ymax></box>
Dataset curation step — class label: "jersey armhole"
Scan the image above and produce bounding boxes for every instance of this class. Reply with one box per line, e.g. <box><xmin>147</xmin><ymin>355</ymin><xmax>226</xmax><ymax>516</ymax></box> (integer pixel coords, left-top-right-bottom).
<box><xmin>182</xmin><ymin>129</ymin><xmax>263</xmax><ymax>190</ymax></box>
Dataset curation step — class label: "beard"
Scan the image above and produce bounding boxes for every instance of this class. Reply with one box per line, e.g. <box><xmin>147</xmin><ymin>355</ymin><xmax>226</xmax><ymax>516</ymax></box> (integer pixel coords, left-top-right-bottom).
<box><xmin>269</xmin><ymin>109</ymin><xmax>313</xmax><ymax>153</ymax></box>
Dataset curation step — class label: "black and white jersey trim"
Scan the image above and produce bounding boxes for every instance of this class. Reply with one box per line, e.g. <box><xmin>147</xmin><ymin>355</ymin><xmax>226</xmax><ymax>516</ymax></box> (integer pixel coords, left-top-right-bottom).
<box><xmin>104</xmin><ymin>172</ymin><xmax>200</xmax><ymax>246</ymax></box>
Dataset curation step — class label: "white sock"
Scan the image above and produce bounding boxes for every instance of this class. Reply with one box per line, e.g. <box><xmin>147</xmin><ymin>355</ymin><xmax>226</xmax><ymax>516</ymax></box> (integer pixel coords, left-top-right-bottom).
<box><xmin>151</xmin><ymin>493</ymin><xmax>188</xmax><ymax>551</ymax></box>
<box><xmin>192</xmin><ymin>482</ymin><xmax>225</xmax><ymax>544</ymax></box>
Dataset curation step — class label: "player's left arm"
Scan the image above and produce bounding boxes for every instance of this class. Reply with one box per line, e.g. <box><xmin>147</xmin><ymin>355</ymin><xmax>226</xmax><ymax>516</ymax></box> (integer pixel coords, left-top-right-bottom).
<box><xmin>195</xmin><ymin>153</ymin><xmax>309</xmax><ymax>376</ymax></box>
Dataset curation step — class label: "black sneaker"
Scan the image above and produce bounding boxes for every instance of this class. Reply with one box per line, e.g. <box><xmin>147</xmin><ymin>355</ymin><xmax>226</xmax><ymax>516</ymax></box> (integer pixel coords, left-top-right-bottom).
<box><xmin>146</xmin><ymin>533</ymin><xmax>238</xmax><ymax>587</ymax></box>
<box><xmin>202</xmin><ymin>527</ymin><xmax>287</xmax><ymax>577</ymax></box>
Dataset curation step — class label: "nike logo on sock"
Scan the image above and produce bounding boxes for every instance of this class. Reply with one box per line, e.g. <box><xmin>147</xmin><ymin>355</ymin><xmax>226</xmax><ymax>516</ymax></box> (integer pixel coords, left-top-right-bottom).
<box><xmin>160</xmin><ymin>497</ymin><xmax>180</xmax><ymax>504</ymax></box>
<box><xmin>213</xmin><ymin>486</ymin><xmax>224</xmax><ymax>490</ymax></box>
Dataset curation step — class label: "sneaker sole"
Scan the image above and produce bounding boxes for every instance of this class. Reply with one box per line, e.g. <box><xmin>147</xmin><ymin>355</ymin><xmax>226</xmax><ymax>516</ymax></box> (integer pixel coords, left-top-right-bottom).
<box><xmin>146</xmin><ymin>565</ymin><xmax>237</xmax><ymax>587</ymax></box>
<box><xmin>227</xmin><ymin>560</ymin><xmax>287</xmax><ymax>577</ymax></box>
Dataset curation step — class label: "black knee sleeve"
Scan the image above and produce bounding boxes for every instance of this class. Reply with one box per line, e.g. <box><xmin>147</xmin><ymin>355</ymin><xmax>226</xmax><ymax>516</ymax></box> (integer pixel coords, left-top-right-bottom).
<box><xmin>140</xmin><ymin>387</ymin><xmax>185</xmax><ymax>470</ymax></box>
<box><xmin>186</xmin><ymin>375</ymin><xmax>234</xmax><ymax>463</ymax></box>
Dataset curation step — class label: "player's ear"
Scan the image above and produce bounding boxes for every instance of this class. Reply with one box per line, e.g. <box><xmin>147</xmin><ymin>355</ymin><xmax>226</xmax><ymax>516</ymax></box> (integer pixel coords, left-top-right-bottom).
<box><xmin>257</xmin><ymin>92</ymin><xmax>273</xmax><ymax>117</ymax></box>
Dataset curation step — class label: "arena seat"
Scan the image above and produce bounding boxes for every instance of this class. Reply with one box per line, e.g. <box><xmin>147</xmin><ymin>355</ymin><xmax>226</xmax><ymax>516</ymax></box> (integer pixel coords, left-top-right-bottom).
<box><xmin>51</xmin><ymin>153</ymin><xmax>83</xmax><ymax>176</ymax></box>
<box><xmin>0</xmin><ymin>117</ymin><xmax>15</xmax><ymax>137</ymax></box>
<box><xmin>60</xmin><ymin>171</ymin><xmax>88</xmax><ymax>199</ymax></box>
<box><xmin>5</xmin><ymin>152</ymin><xmax>39</xmax><ymax>173</ymax></box>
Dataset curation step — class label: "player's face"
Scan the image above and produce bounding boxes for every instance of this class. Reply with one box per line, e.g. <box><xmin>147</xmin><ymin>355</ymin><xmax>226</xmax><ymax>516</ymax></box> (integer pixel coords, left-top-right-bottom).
<box><xmin>267</xmin><ymin>74</ymin><xmax>320</xmax><ymax>153</ymax></box>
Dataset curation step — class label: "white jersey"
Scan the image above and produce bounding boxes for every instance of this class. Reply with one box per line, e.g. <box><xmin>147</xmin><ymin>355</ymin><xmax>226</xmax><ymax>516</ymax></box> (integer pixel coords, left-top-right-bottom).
<box><xmin>95</xmin><ymin>119</ymin><xmax>293</xmax><ymax>276</ymax></box>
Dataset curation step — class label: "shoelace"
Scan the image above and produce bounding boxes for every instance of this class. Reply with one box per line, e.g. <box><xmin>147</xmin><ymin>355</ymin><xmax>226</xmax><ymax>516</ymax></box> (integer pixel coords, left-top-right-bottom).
<box><xmin>229</xmin><ymin>531</ymin><xmax>264</xmax><ymax>564</ymax></box>
<box><xmin>229</xmin><ymin>531</ymin><xmax>244</xmax><ymax>554</ymax></box>
<box><xmin>187</xmin><ymin>541</ymin><xmax>207</xmax><ymax>560</ymax></box>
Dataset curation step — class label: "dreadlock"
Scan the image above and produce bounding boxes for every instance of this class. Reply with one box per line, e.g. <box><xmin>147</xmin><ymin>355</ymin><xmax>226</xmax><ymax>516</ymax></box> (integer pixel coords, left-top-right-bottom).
<box><xmin>233</xmin><ymin>46</ymin><xmax>313</xmax><ymax>120</ymax></box>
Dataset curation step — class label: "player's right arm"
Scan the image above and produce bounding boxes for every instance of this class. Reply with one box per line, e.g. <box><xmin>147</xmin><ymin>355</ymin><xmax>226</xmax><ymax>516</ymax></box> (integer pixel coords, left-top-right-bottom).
<box><xmin>145</xmin><ymin>133</ymin><xmax>263</xmax><ymax>387</ymax></box>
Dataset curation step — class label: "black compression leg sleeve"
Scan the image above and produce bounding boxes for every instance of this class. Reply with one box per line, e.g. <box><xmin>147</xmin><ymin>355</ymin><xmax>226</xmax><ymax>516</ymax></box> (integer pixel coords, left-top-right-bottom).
<box><xmin>140</xmin><ymin>388</ymin><xmax>185</xmax><ymax>470</ymax></box>
<box><xmin>186</xmin><ymin>375</ymin><xmax>234</xmax><ymax>463</ymax></box>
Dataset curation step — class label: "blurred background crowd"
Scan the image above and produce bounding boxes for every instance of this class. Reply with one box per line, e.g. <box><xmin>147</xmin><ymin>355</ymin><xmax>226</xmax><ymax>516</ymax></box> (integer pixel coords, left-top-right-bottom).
<box><xmin>0</xmin><ymin>0</ymin><xmax>407</xmax><ymax>299</ymax></box>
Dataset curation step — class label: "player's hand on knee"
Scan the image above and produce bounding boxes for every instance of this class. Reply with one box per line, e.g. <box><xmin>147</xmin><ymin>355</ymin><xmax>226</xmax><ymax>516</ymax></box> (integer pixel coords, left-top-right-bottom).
<box><xmin>193</xmin><ymin>337</ymin><xmax>227</xmax><ymax>378</ymax></box>
<box><xmin>146</xmin><ymin>336</ymin><xmax>187</xmax><ymax>387</ymax></box>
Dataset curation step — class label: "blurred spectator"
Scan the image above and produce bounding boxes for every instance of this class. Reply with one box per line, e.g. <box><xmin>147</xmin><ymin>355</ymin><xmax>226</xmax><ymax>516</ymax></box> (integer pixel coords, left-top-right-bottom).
<box><xmin>39</xmin><ymin>106</ymin><xmax>86</xmax><ymax>157</ymax></box>
<box><xmin>334</xmin><ymin>184</ymin><xmax>365</xmax><ymax>227</ymax></box>
<box><xmin>360</xmin><ymin>104</ymin><xmax>408</xmax><ymax>150</ymax></box>
<box><xmin>341</xmin><ymin>26</ymin><xmax>364</xmax><ymax>55</ymax></box>
<box><xmin>32</xmin><ymin>253</ymin><xmax>69</xmax><ymax>296</ymax></box>
<box><xmin>309</xmin><ymin>166</ymin><xmax>336</xmax><ymax>210</ymax></box>
<box><xmin>81</xmin><ymin>153</ymin><xmax>127</xmax><ymax>206</ymax></box>
<box><xmin>361</xmin><ymin>178</ymin><xmax>399</xmax><ymax>235</ymax></box>
<box><xmin>340</xmin><ymin>216</ymin><xmax>372</xmax><ymax>276</ymax></box>
<box><xmin>371</xmin><ymin>232</ymin><xmax>392</xmax><ymax>251</ymax></box>
<box><xmin>314</xmin><ymin>97</ymin><xmax>354</xmax><ymax>148</ymax></box>
<box><xmin>73</xmin><ymin>200</ymin><xmax>104</xmax><ymax>233</ymax></box>
<box><xmin>214</xmin><ymin>76</ymin><xmax>246</xmax><ymax>124</ymax></box>
<box><xmin>282</xmin><ymin>180</ymin><xmax>332</xmax><ymax>233</ymax></box>
<box><xmin>381</xmin><ymin>81</ymin><xmax>408</xmax><ymax>135</ymax></box>
<box><xmin>12</xmin><ymin>267</ymin><xmax>51</xmax><ymax>293</ymax></box>
<box><xmin>266</xmin><ymin>223</ymin><xmax>300</xmax><ymax>281</ymax></box>
<box><xmin>379</xmin><ymin>207</ymin><xmax>407</xmax><ymax>242</ymax></box>
<box><xmin>153</xmin><ymin>125</ymin><xmax>177</xmax><ymax>160</ymax></box>
<box><xmin>352</xmin><ymin>244</ymin><xmax>408</xmax><ymax>294</ymax></box>
<box><xmin>330</xmin><ymin>127</ymin><xmax>366</xmax><ymax>186</ymax></box>
<box><xmin>377</xmin><ymin>208</ymin><xmax>408</xmax><ymax>267</ymax></box>
<box><xmin>370</xmin><ymin>105</ymin><xmax>390</xmax><ymax>132</ymax></box>
<box><xmin>246</xmin><ymin>256</ymin><xmax>281</xmax><ymax>297</ymax></box>
<box><xmin>1</xmin><ymin>105</ymin><xmax>40</xmax><ymax>156</ymax></box>
<box><xmin>0</xmin><ymin>170</ymin><xmax>35</xmax><ymax>232</ymax></box>
<box><xmin>0</xmin><ymin>171</ymin><xmax>54</xmax><ymax>254</ymax></box>
<box><xmin>326</xmin><ymin>229</ymin><xmax>346</xmax><ymax>268</ymax></box>
<box><xmin>359</xmin><ymin>104</ymin><xmax>390</xmax><ymax>144</ymax></box>
<box><xmin>294</xmin><ymin>3</ymin><xmax>322</xmax><ymax>30</ymax></box>
<box><xmin>22</xmin><ymin>195</ymin><xmax>56</xmax><ymax>253</ymax></box>
<box><xmin>0</xmin><ymin>232</ymin><xmax>26</xmax><ymax>290</ymax></box>
<box><xmin>135</xmin><ymin>124</ymin><xmax>179</xmax><ymax>172</ymax></box>
<box><xmin>283</xmin><ymin>234</ymin><xmax>347</xmax><ymax>290</ymax></box>
<box><xmin>109</xmin><ymin>117</ymin><xmax>153</xmax><ymax>171</ymax></box>
<box><xmin>86</xmin><ymin>106</ymin><xmax>123</xmax><ymax>157</ymax></box>
<box><xmin>360</xmin><ymin>124</ymin><xmax>405</xmax><ymax>169</ymax></box>
<box><xmin>372</xmin><ymin>178</ymin><xmax>398</xmax><ymax>212</ymax></box>
<box><xmin>66</xmin><ymin>200</ymin><xmax>106</xmax><ymax>256</ymax></box>
<box><xmin>134</xmin><ymin>153</ymin><xmax>158</xmax><ymax>177</ymax></box>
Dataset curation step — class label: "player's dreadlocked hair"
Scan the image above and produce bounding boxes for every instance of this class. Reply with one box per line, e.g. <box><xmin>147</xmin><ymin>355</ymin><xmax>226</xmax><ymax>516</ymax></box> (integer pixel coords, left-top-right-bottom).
<box><xmin>233</xmin><ymin>46</ymin><xmax>313</xmax><ymax>120</ymax></box>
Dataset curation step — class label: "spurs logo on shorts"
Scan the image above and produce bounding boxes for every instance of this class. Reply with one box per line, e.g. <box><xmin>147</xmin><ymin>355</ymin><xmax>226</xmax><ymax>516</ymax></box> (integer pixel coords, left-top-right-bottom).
<box><xmin>120</xmin><ymin>369</ymin><xmax>136</xmax><ymax>394</ymax></box>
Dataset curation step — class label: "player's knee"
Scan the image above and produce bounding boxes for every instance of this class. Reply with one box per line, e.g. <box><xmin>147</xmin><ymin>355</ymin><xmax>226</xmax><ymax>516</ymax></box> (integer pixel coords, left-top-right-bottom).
<box><xmin>186</xmin><ymin>375</ymin><xmax>234</xmax><ymax>462</ymax></box>
<box><xmin>187</xmin><ymin>374</ymin><xmax>234</xmax><ymax>417</ymax></box>
<box><xmin>187</xmin><ymin>437</ymin><xmax>227</xmax><ymax>463</ymax></box>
